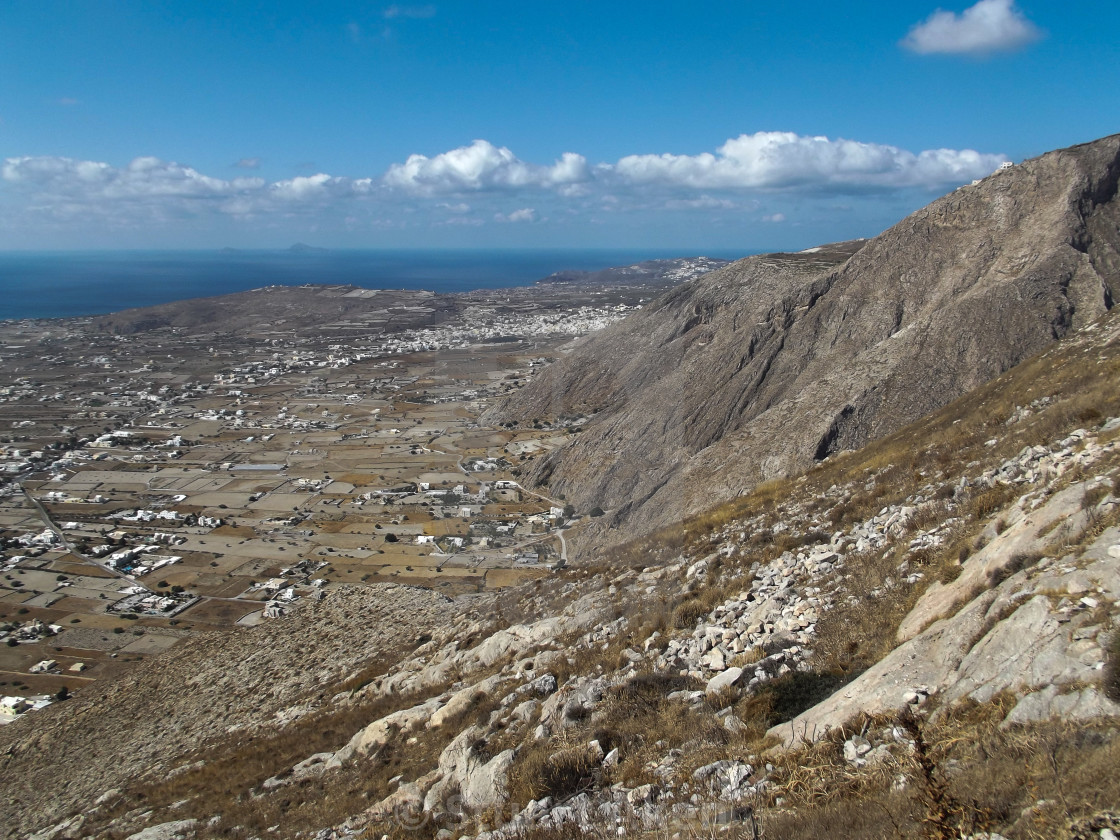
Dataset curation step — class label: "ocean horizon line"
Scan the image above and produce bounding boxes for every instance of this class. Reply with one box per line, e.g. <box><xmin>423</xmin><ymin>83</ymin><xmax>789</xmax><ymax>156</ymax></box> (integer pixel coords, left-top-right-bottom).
<box><xmin>0</xmin><ymin>247</ymin><xmax>756</xmax><ymax>322</ymax></box>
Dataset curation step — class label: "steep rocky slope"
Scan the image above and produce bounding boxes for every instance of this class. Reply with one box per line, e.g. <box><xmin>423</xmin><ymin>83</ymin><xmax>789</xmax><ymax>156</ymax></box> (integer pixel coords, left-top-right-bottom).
<box><xmin>0</xmin><ymin>585</ymin><xmax>460</xmax><ymax>837</ymax></box>
<box><xmin>11</xmin><ymin>303</ymin><xmax>1120</xmax><ymax>840</ymax></box>
<box><xmin>487</xmin><ymin>135</ymin><xmax>1120</xmax><ymax>551</ymax></box>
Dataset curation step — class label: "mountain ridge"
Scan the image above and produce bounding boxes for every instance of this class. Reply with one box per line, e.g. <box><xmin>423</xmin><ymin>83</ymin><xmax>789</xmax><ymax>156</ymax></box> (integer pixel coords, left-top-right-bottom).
<box><xmin>487</xmin><ymin>134</ymin><xmax>1120</xmax><ymax>553</ymax></box>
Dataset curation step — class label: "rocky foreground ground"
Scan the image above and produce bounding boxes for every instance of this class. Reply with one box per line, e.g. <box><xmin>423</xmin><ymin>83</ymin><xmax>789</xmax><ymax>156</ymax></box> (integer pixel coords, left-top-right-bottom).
<box><xmin>4</xmin><ymin>289</ymin><xmax>1120</xmax><ymax>840</ymax></box>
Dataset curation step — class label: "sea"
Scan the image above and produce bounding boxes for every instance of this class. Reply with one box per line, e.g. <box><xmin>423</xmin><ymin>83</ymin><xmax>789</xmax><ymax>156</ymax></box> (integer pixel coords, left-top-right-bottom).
<box><xmin>0</xmin><ymin>248</ymin><xmax>748</xmax><ymax>322</ymax></box>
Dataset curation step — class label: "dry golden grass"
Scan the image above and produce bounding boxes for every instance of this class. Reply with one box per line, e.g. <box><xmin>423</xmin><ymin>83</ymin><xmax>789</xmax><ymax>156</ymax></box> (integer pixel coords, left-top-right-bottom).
<box><xmin>507</xmin><ymin>737</ymin><xmax>604</xmax><ymax>803</ymax></box>
<box><xmin>755</xmin><ymin>697</ymin><xmax>1120</xmax><ymax>840</ymax></box>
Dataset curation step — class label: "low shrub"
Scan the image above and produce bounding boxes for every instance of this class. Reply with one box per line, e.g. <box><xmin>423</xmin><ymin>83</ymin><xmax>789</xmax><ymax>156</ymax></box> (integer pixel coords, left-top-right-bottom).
<box><xmin>508</xmin><ymin>742</ymin><xmax>600</xmax><ymax>803</ymax></box>
<box><xmin>1082</xmin><ymin>484</ymin><xmax>1110</xmax><ymax>510</ymax></box>
<box><xmin>737</xmin><ymin>670</ymin><xmax>852</xmax><ymax>729</ymax></box>
<box><xmin>970</xmin><ymin>487</ymin><xmax>1016</xmax><ymax>520</ymax></box>
<box><xmin>987</xmin><ymin>552</ymin><xmax>1042</xmax><ymax>587</ymax></box>
<box><xmin>672</xmin><ymin>598</ymin><xmax>708</xmax><ymax>629</ymax></box>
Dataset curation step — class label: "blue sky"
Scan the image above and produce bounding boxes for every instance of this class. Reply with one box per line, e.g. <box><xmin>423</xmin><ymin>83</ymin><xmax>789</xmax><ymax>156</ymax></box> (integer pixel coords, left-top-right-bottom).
<box><xmin>1</xmin><ymin>1</ymin><xmax>1116</xmax><ymax>251</ymax></box>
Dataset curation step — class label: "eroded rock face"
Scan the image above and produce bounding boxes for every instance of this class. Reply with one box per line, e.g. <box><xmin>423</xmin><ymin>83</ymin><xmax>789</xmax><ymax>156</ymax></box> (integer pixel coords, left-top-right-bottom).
<box><xmin>123</xmin><ymin>820</ymin><xmax>199</xmax><ymax>840</ymax></box>
<box><xmin>488</xmin><ymin>135</ymin><xmax>1120</xmax><ymax>551</ymax></box>
<box><xmin>771</xmin><ymin>521</ymin><xmax>1120</xmax><ymax>745</ymax></box>
<box><xmin>423</xmin><ymin>725</ymin><xmax>515</xmax><ymax>813</ymax></box>
<box><xmin>898</xmin><ymin>472</ymin><xmax>1098</xmax><ymax>642</ymax></box>
<box><xmin>330</xmin><ymin>696</ymin><xmax>446</xmax><ymax>767</ymax></box>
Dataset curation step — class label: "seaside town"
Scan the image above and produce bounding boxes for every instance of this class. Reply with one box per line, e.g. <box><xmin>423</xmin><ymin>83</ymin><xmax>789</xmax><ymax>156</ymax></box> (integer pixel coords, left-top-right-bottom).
<box><xmin>0</xmin><ymin>273</ymin><xmax>691</xmax><ymax>724</ymax></box>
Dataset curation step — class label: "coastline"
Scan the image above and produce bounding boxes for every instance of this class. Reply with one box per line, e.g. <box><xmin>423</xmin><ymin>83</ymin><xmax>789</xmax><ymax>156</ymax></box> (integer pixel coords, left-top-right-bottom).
<box><xmin>0</xmin><ymin>248</ymin><xmax>749</xmax><ymax>321</ymax></box>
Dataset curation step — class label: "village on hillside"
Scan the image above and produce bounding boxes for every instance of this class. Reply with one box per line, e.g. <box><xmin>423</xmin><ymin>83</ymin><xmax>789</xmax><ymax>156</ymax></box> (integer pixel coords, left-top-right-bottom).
<box><xmin>0</xmin><ymin>290</ymin><xmax>630</xmax><ymax>722</ymax></box>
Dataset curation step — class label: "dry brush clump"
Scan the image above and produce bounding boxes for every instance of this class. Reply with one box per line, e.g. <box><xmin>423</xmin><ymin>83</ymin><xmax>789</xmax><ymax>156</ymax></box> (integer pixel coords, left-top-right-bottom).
<box><xmin>752</xmin><ymin>695</ymin><xmax>1120</xmax><ymax>840</ymax></box>
<box><xmin>507</xmin><ymin>738</ymin><xmax>605</xmax><ymax>804</ymax></box>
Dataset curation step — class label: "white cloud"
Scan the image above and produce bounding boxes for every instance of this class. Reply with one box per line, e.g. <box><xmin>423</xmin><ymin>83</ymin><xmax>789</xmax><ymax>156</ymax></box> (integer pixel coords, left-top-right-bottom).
<box><xmin>269</xmin><ymin>173</ymin><xmax>338</xmax><ymax>201</ymax></box>
<box><xmin>2</xmin><ymin>155</ymin><xmax>261</xmax><ymax>200</ymax></box>
<box><xmin>604</xmin><ymin>131</ymin><xmax>1006</xmax><ymax>190</ymax></box>
<box><xmin>58</xmin><ymin>97</ymin><xmax>79</xmax><ymax>107</ymax></box>
<box><xmin>384</xmin><ymin>140</ymin><xmax>589</xmax><ymax>195</ymax></box>
<box><xmin>1</xmin><ymin>133</ymin><xmax>1009</xmax><ymax>240</ymax></box>
<box><xmin>496</xmin><ymin>208</ymin><xmax>539</xmax><ymax>223</ymax></box>
<box><xmin>383</xmin><ymin>4</ymin><xmax>436</xmax><ymax>19</ymax></box>
<box><xmin>664</xmin><ymin>195</ymin><xmax>738</xmax><ymax>210</ymax></box>
<box><xmin>1</xmin><ymin>155</ymin><xmax>361</xmax><ymax>228</ymax></box>
<box><xmin>762</xmin><ymin>213</ymin><xmax>786</xmax><ymax>223</ymax></box>
<box><xmin>902</xmin><ymin>0</ymin><xmax>1042</xmax><ymax>56</ymax></box>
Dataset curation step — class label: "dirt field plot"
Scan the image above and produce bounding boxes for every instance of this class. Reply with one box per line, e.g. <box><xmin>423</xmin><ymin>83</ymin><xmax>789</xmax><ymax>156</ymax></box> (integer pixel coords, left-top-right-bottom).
<box><xmin>7</xmin><ymin>568</ymin><xmax>83</xmax><ymax>594</ymax></box>
<box><xmin>1</xmin><ymin>590</ymin><xmax>31</xmax><ymax>608</ymax></box>
<box><xmin>57</xmin><ymin>580</ymin><xmax>126</xmax><ymax>601</ymax></box>
<box><xmin>178</xmin><ymin>420</ymin><xmax>225</xmax><ymax>438</ymax></box>
<box><xmin>149</xmin><ymin>534</ymin><xmax>219</xmax><ymax>554</ymax></box>
<box><xmin>0</xmin><ymin>509</ymin><xmax>43</xmax><ymax>529</ymax></box>
<box><xmin>229</xmin><ymin>558</ymin><xmax>282</xmax><ymax>578</ymax></box>
<box><xmin>49</xmin><ymin>560</ymin><xmax>116</xmax><ymax>577</ymax></box>
<box><xmin>459</xmin><ymin>432</ymin><xmax>511</xmax><ymax>449</ymax></box>
<box><xmin>65</xmin><ymin>480</ymin><xmax>153</xmax><ymax>497</ymax></box>
<box><xmin>177</xmin><ymin>552</ymin><xmax>250</xmax><ymax>576</ymax></box>
<box><xmin>120</xmin><ymin>634</ymin><xmax>181</xmax><ymax>655</ymax></box>
<box><xmin>299</xmin><ymin>432</ymin><xmax>344</xmax><ymax>446</ymax></box>
<box><xmin>0</xmin><ymin>601</ymin><xmax>70</xmax><ymax>624</ymax></box>
<box><xmin>209</xmin><ymin>523</ymin><xmax>257</xmax><ymax>539</ymax></box>
<box><xmin>484</xmin><ymin>568</ymin><xmax>549</xmax><ymax>588</ymax></box>
<box><xmin>144</xmin><ymin>567</ymin><xmax>205</xmax><ymax>589</ymax></box>
<box><xmin>178</xmin><ymin>597</ymin><xmax>261</xmax><ymax>625</ymax></box>
<box><xmin>0</xmin><ymin>671</ymin><xmax>91</xmax><ymax>696</ymax></box>
<box><xmin>309</xmin><ymin>532</ymin><xmax>379</xmax><ymax>551</ymax></box>
<box><xmin>52</xmin><ymin>626</ymin><xmax>133</xmax><ymax>650</ymax></box>
<box><xmin>188</xmin><ymin>491</ymin><xmax>261</xmax><ymax>508</ymax></box>
<box><xmin>19</xmin><ymin>592</ymin><xmax>67</xmax><ymax>609</ymax></box>
<box><xmin>191</xmin><ymin>575</ymin><xmax>258</xmax><ymax>599</ymax></box>
<box><xmin>219</xmin><ymin>543</ymin><xmax>301</xmax><ymax>566</ymax></box>
<box><xmin>248</xmin><ymin>493</ymin><xmax>314</xmax><ymax>511</ymax></box>
<box><xmin>375</xmin><ymin>552</ymin><xmax>445</xmax><ymax>569</ymax></box>
<box><xmin>164</xmin><ymin>476</ymin><xmax>236</xmax><ymax>493</ymax></box>
<box><xmin>43</xmin><ymin>595</ymin><xmax>105</xmax><ymax>614</ymax></box>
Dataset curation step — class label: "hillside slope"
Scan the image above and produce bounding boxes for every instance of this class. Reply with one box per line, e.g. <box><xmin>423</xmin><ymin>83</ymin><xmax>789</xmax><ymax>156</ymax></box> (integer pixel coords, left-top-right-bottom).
<box><xmin>9</xmin><ymin>303</ymin><xmax>1120</xmax><ymax>840</ymax></box>
<box><xmin>487</xmin><ymin>134</ymin><xmax>1120</xmax><ymax>551</ymax></box>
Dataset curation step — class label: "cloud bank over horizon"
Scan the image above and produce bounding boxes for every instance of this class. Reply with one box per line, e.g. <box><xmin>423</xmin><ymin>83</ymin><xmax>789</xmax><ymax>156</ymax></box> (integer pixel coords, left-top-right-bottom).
<box><xmin>1</xmin><ymin>133</ymin><xmax>1009</xmax><ymax>247</ymax></box>
<box><xmin>902</xmin><ymin>0</ymin><xmax>1043</xmax><ymax>56</ymax></box>
<box><xmin>602</xmin><ymin>132</ymin><xmax>1003</xmax><ymax>190</ymax></box>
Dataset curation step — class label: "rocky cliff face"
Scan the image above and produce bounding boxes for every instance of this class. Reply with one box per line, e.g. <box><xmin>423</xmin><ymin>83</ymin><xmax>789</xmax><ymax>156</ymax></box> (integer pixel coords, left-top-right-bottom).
<box><xmin>487</xmin><ymin>135</ymin><xmax>1120</xmax><ymax>549</ymax></box>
